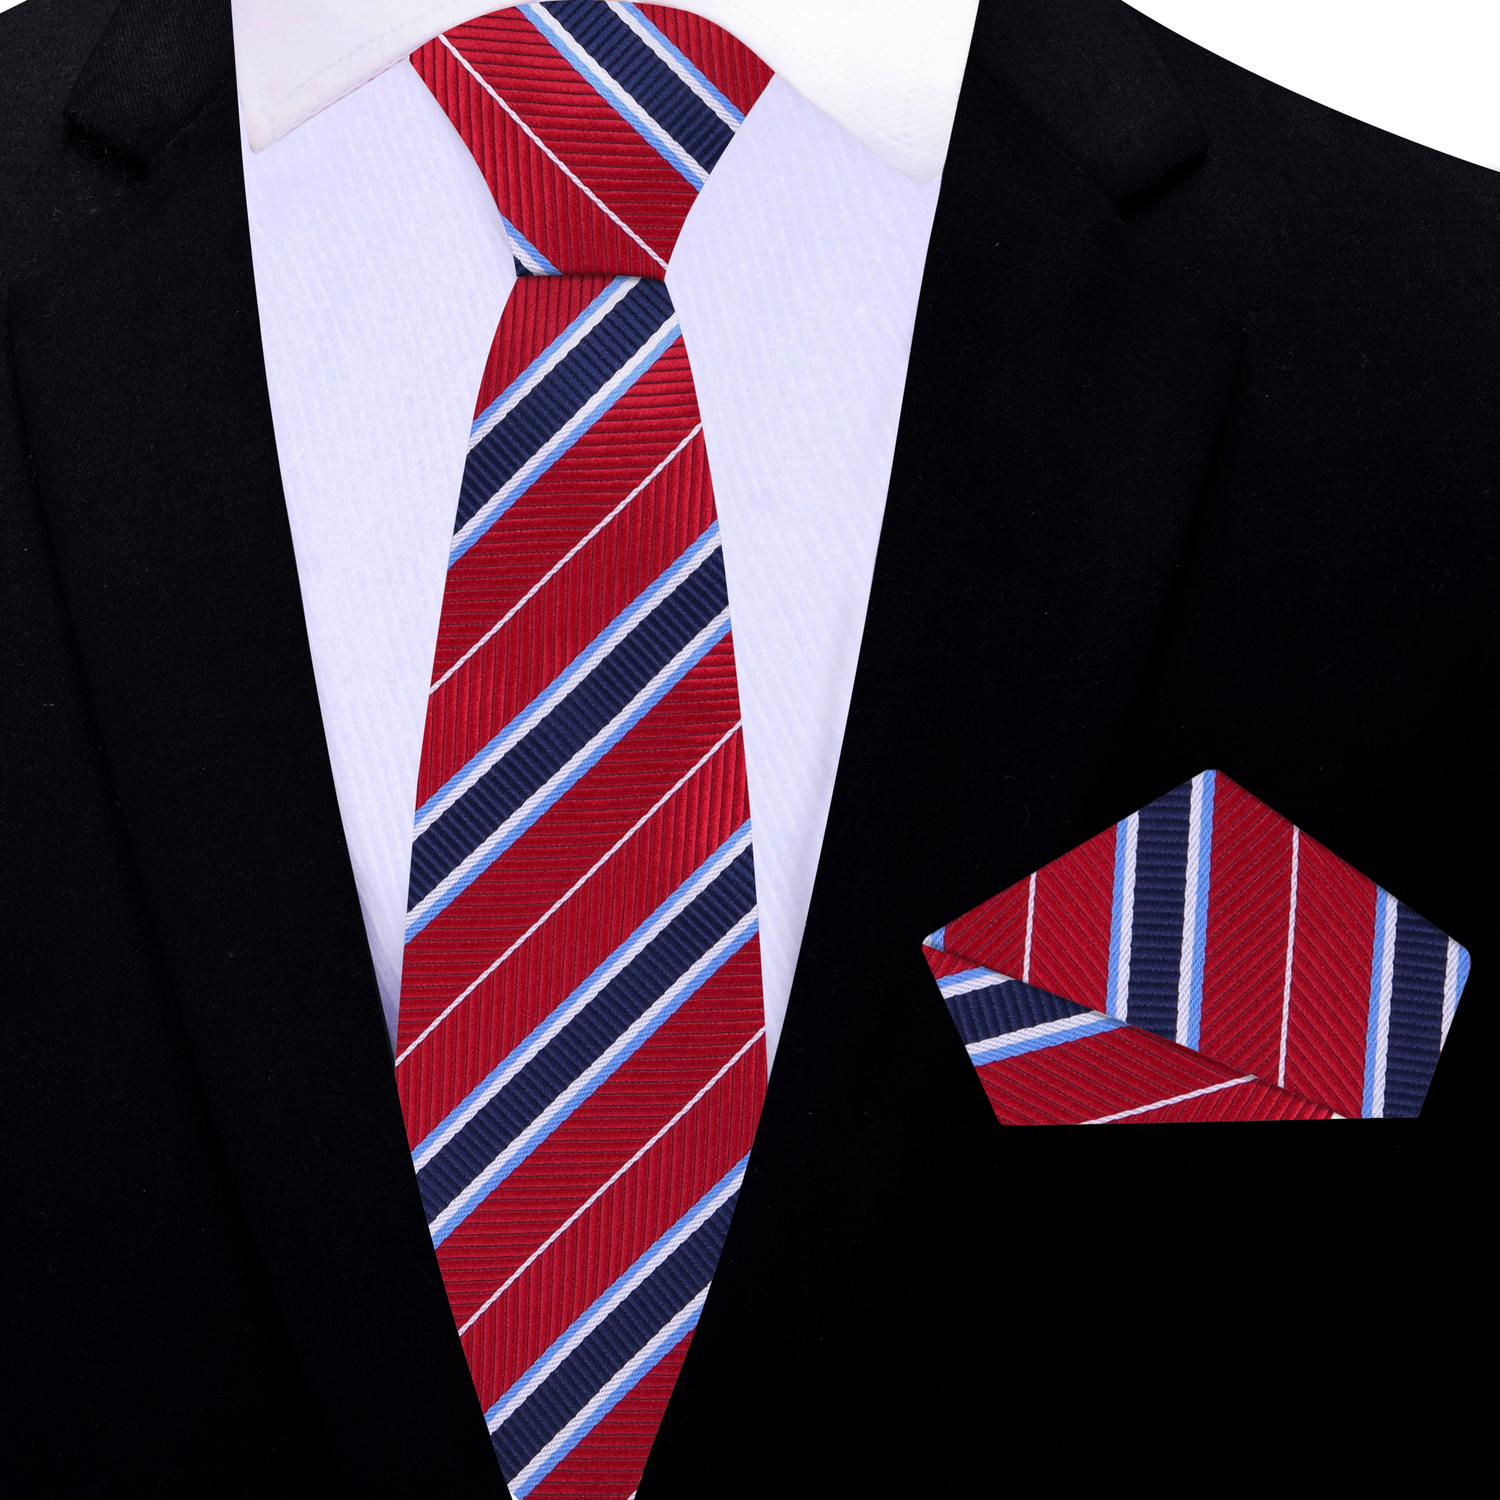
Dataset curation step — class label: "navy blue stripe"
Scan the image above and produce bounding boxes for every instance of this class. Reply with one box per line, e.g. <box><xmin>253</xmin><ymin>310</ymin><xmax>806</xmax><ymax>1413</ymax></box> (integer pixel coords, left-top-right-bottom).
<box><xmin>513</xmin><ymin>257</ymin><xmax>535</xmax><ymax>278</ymax></box>
<box><xmin>455</xmin><ymin>277</ymin><xmax>674</xmax><ymax>534</ymax></box>
<box><xmin>1382</xmin><ymin>902</ymin><xmax>1448</xmax><ymax>1117</ymax></box>
<box><xmin>416</xmin><ymin>846</ymin><xmax>755</xmax><ymax>1222</ymax></box>
<box><xmin>945</xmin><ymin>978</ymin><xmax>1090</xmax><ymax>1046</ymax></box>
<box><xmin>408</xmin><ymin>546</ymin><xmax>728</xmax><ymax>909</ymax></box>
<box><xmin>492</xmin><ymin>1192</ymin><xmax>736</xmax><ymax>1478</ymax></box>
<box><xmin>1127</xmin><ymin>780</ymin><xmax>1192</xmax><ymax>1039</ymax></box>
<box><xmin>544</xmin><ymin>1</ymin><xmax>735</xmax><ymax>173</ymax></box>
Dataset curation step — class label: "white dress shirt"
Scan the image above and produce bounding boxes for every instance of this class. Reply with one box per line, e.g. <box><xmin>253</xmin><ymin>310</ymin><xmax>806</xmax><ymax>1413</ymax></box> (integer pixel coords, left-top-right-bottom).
<box><xmin>230</xmin><ymin>0</ymin><xmax>1497</xmax><ymax>1060</ymax></box>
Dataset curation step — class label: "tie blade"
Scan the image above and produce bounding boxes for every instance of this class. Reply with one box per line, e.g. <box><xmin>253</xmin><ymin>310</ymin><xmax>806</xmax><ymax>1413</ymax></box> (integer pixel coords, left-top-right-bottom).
<box><xmin>400</xmin><ymin>11</ymin><xmax>778</xmax><ymax>1489</ymax></box>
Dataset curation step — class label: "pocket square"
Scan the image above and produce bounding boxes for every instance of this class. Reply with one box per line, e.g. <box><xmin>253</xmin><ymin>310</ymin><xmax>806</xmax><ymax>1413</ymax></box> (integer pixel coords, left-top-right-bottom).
<box><xmin>924</xmin><ymin>771</ymin><xmax>1469</xmax><ymax>1122</ymax></box>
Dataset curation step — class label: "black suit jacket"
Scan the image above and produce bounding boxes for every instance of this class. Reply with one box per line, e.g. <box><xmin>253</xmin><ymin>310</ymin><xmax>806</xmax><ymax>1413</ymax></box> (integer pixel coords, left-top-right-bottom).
<box><xmin>3</xmin><ymin>1</ymin><xmax>1491</xmax><ymax>1493</ymax></box>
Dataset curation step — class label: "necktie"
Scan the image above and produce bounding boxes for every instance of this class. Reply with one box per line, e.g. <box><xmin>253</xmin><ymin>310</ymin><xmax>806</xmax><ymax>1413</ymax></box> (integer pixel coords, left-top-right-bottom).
<box><xmin>395</xmin><ymin>9</ymin><xmax>773</xmax><ymax>1494</ymax></box>
<box><xmin>925</xmin><ymin>770</ymin><xmax>1469</xmax><ymax>1123</ymax></box>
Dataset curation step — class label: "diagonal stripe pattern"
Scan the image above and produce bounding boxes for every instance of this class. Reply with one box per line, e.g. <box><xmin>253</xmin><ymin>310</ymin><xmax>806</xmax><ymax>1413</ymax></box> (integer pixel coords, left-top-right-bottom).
<box><xmin>923</xmin><ymin>770</ymin><xmax>1471</xmax><ymax>1123</ymax></box>
<box><xmin>399</xmin><ymin>9</ymin><xmax>774</xmax><ymax>1494</ymax></box>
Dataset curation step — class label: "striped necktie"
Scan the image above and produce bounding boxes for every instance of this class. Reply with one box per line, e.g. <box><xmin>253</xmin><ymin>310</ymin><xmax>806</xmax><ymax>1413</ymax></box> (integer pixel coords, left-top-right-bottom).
<box><xmin>925</xmin><ymin>770</ymin><xmax>1469</xmax><ymax>1123</ymax></box>
<box><xmin>394</xmin><ymin>9</ymin><xmax>772</xmax><ymax>1494</ymax></box>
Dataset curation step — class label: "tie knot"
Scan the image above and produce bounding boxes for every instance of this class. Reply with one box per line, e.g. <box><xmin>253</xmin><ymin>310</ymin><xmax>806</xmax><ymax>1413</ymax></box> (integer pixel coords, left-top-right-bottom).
<box><xmin>414</xmin><ymin>3</ymin><xmax>773</xmax><ymax>279</ymax></box>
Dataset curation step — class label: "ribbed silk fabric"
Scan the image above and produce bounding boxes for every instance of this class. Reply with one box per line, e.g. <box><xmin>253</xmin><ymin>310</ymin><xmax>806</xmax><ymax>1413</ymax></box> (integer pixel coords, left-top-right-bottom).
<box><xmin>395</xmin><ymin>9</ymin><xmax>774</xmax><ymax>1494</ymax></box>
<box><xmin>924</xmin><ymin>771</ymin><xmax>1470</xmax><ymax>1124</ymax></box>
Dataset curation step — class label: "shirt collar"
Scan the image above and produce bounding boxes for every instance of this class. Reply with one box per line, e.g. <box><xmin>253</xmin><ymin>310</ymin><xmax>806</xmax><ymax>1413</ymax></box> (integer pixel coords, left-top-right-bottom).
<box><xmin>231</xmin><ymin>0</ymin><xmax>978</xmax><ymax>182</ymax></box>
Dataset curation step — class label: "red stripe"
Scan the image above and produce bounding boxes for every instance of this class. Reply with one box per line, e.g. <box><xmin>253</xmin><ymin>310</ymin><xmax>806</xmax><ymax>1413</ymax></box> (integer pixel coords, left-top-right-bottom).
<box><xmin>431</xmin><ymin>341</ymin><xmax>703</xmax><ymax>693</ymax></box>
<box><xmin>1286</xmin><ymin>831</ymin><xmax>1375</xmax><ymax>1117</ymax></box>
<box><xmin>423</xmin><ymin>407</ymin><xmax>713</xmax><ymax>798</ymax></box>
<box><xmin>1112</xmin><ymin>1079</ymin><xmax>1331</xmax><ymax>1122</ymax></box>
<box><xmin>398</xmin><ymin>685</ymin><xmax>747</xmax><ymax>1137</ymax></box>
<box><xmin>438</xmin><ymin>13</ymin><xmax>697</xmax><ymax>268</ymax></box>
<box><xmin>974</xmin><ymin>1023</ymin><xmax>1249</xmax><ymax>1126</ymax></box>
<box><xmin>943</xmin><ymin>877</ymin><xmax>1029</xmax><ymax>977</ymax></box>
<box><xmin>638</xmin><ymin>5</ymin><xmax>775</xmax><ymax>117</ymax></box>
<box><xmin>402</xmin><ymin>645</ymin><xmax>743</xmax><ymax>1041</ymax></box>
<box><xmin>1029</xmin><ymin>825</ymin><xmax>1115</xmax><ymax>1010</ymax></box>
<box><xmin>1198</xmin><ymin>772</ymin><xmax>1293</xmax><ymax>1079</ymax></box>
<box><xmin>526</xmin><ymin>1331</ymin><xmax>693</xmax><ymax>1499</ymax></box>
<box><xmin>450</xmin><ymin>956</ymin><xmax>762</xmax><ymax>1390</ymax></box>
<box><xmin>412</xmin><ymin>29</ymin><xmax>666</xmax><ymax>278</ymax></box>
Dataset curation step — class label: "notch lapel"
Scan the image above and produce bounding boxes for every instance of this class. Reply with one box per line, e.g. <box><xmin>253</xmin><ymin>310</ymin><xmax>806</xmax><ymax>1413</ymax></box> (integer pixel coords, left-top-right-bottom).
<box><xmin>10</xmin><ymin>1</ymin><xmax>504</xmax><ymax>1490</ymax></box>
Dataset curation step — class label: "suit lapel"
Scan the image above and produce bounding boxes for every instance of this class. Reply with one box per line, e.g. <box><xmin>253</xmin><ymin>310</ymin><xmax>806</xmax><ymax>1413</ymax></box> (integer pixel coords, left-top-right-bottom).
<box><xmin>647</xmin><ymin>0</ymin><xmax>1243</xmax><ymax>1481</ymax></box>
<box><xmin>10</xmin><ymin>2</ymin><xmax>503</xmax><ymax>1490</ymax></box>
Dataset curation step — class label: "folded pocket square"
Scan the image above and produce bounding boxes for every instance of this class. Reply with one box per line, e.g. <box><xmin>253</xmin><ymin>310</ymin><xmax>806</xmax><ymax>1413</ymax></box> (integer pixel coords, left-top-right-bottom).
<box><xmin>924</xmin><ymin>771</ymin><xmax>1469</xmax><ymax>1122</ymax></box>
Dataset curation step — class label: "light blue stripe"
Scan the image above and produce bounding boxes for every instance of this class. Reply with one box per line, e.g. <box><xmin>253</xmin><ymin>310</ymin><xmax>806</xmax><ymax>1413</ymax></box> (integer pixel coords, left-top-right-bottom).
<box><xmin>1361</xmin><ymin>885</ymin><xmax>1390</xmax><ymax>1118</ymax></box>
<box><xmin>1105</xmin><ymin>817</ymin><xmax>1130</xmax><ymax>1020</ymax></box>
<box><xmin>1456</xmin><ymin>946</ymin><xmax>1471</xmax><ymax>1004</ymax></box>
<box><xmin>452</xmin><ymin>314</ymin><xmax>681</xmax><ymax>567</ymax></box>
<box><xmin>511</xmin><ymin>1291</ymin><xmax>704</xmax><ymax>1497</ymax></box>
<box><xmin>925</xmin><ymin>925</ymin><xmax>945</xmax><ymax>951</ymax></box>
<box><xmin>415</xmin><ymin>524</ymin><xmax>721</xmax><ymax>834</ymax></box>
<box><xmin>501</xmin><ymin>215</ymin><xmax>560</xmax><ymax>275</ymax></box>
<box><xmin>431</xmin><ymin>914</ymin><xmax>756</xmax><ymax>1246</ymax></box>
<box><xmin>523</xmin><ymin>4</ymin><xmax>708</xmax><ymax>187</ymax></box>
<box><xmin>469</xmin><ymin>276</ymin><xmax>629</xmax><ymax>443</ymax></box>
<box><xmin>968</xmin><ymin>1012</ymin><xmax>1121</xmax><ymax>1067</ymax></box>
<box><xmin>413</xmin><ymin>822</ymin><xmax>752</xmax><ymax>1169</ymax></box>
<box><xmin>406</xmin><ymin>603</ymin><xmax>732</xmax><ymax>942</ymax></box>
<box><xmin>619</xmin><ymin>3</ymin><xmax>745</xmax><ymax>125</ymax></box>
<box><xmin>486</xmin><ymin>1157</ymin><xmax>747</xmax><ymax>1432</ymax></box>
<box><xmin>935</xmin><ymin>967</ymin><xmax>1002</xmax><ymax>998</ymax></box>
<box><xmin>1184</xmin><ymin>770</ymin><xmax>1216</xmax><ymax>1050</ymax></box>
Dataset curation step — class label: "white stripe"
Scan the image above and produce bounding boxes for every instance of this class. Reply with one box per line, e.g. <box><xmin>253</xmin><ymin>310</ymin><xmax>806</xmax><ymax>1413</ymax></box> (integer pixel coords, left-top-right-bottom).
<box><xmin>608</xmin><ymin>2</ymin><xmax>744</xmax><ymax>129</ymax></box>
<box><xmin>468</xmin><ymin>277</ymin><xmax>638</xmax><ymax>451</ymax></box>
<box><xmin>1080</xmin><ymin>1075</ymin><xmax>1258</xmax><ymax>1124</ymax></box>
<box><xmin>1115</xmin><ymin>812</ymin><xmax>1138</xmax><ymax>1021</ymax></box>
<box><xmin>457</xmin><ymin>1026</ymin><xmax>763</xmax><ymax>1337</ymax></box>
<box><xmin>1176</xmin><ymin>772</ymin><xmax>1204</xmax><ymax>1045</ymax></box>
<box><xmin>1370</xmin><ymin>889</ymin><xmax>1398</xmax><ymax>1118</ymax></box>
<box><xmin>1277</xmin><ymin>826</ymin><xmax>1300</xmax><ymax>1086</ymax></box>
<box><xmin>1441</xmin><ymin>937</ymin><xmax>1460</xmax><ymax>1045</ymax></box>
<box><xmin>509</xmin><ymin>236</ymin><xmax>556</xmax><ymax>276</ymax></box>
<box><xmin>509</xmin><ymin>1288</ymin><xmax>708</xmax><ymax>1498</ymax></box>
<box><xmin>433</xmin><ymin>424</ymin><xmax>702</xmax><ymax>695</ymax></box>
<box><xmin>395</xmin><ymin>721</ymin><xmax>741</xmax><ymax>1068</ymax></box>
<box><xmin>405</xmin><ymin>604</ymin><xmax>732</xmax><ymax>938</ymax></box>
<box><xmin>417</xmin><ymin>524</ymin><xmax>720</xmax><ymax>835</ymax></box>
<box><xmin>450</xmin><ymin>314</ymin><xmax>682</xmax><ymax>564</ymax></box>
<box><xmin>524</xmin><ymin>4</ymin><xmax>709</xmax><ymax>187</ymax></box>
<box><xmin>966</xmin><ymin>1009</ymin><xmax>1111</xmax><ymax>1062</ymax></box>
<box><xmin>487</xmin><ymin>1163</ymin><xmax>744</xmax><ymax>1433</ymax></box>
<box><xmin>437</xmin><ymin>34</ymin><xmax>668</xmax><ymax>270</ymax></box>
<box><xmin>936</xmin><ymin>967</ymin><xmax>1011</xmax><ymax>1000</ymax></box>
<box><xmin>428</xmin><ymin>909</ymin><xmax>756</xmax><ymax>1245</ymax></box>
<box><xmin>1022</xmin><ymin>870</ymin><xmax>1036</xmax><ymax>983</ymax></box>
<box><xmin>413</xmin><ymin>821</ymin><xmax>752</xmax><ymax>1168</ymax></box>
